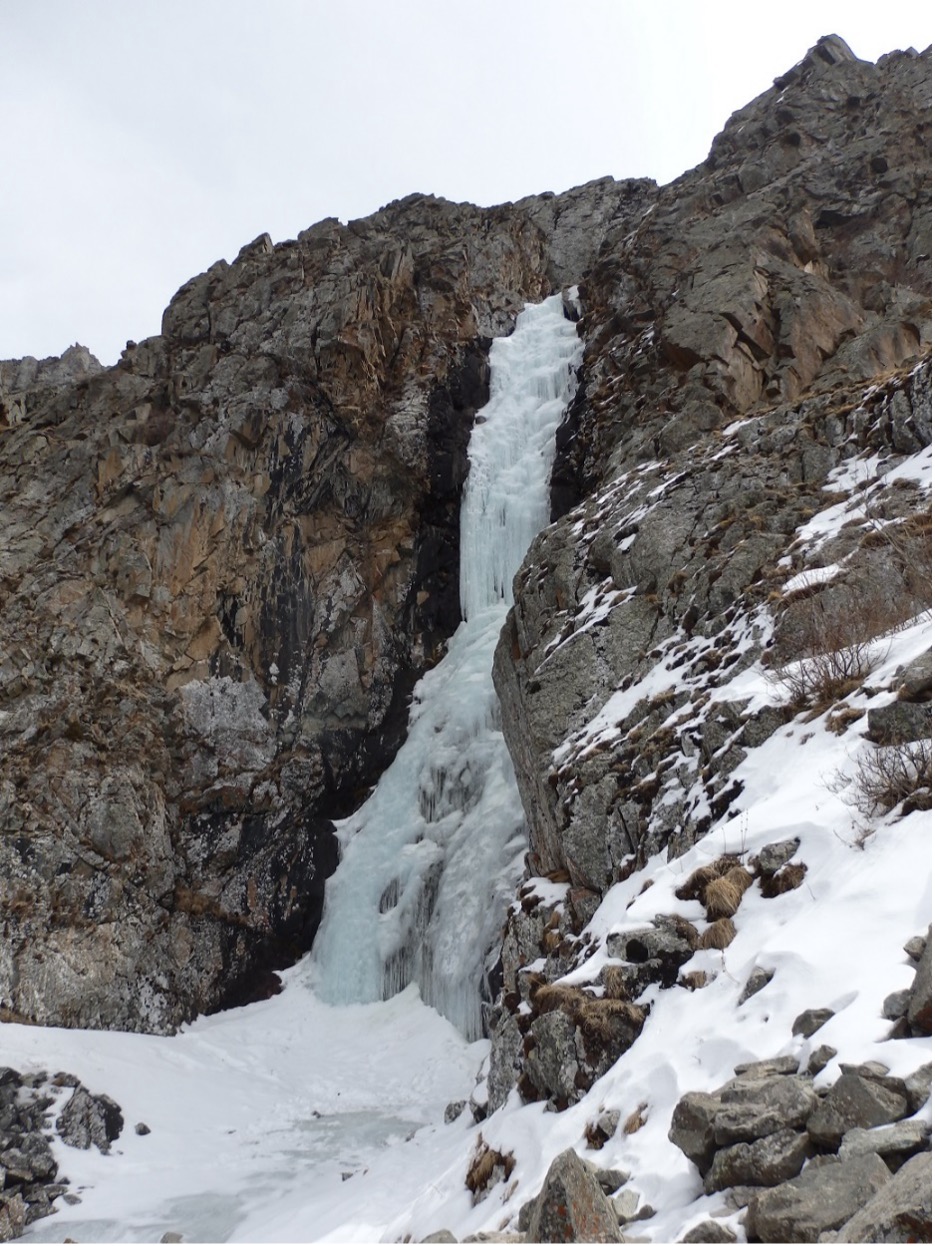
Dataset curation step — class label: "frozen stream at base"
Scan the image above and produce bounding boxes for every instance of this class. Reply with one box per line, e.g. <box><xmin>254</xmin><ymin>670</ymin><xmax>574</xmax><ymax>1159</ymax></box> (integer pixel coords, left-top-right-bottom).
<box><xmin>314</xmin><ymin>293</ymin><xmax>583</xmax><ymax>1039</ymax></box>
<box><xmin>6</xmin><ymin>970</ymin><xmax>486</xmax><ymax>1243</ymax></box>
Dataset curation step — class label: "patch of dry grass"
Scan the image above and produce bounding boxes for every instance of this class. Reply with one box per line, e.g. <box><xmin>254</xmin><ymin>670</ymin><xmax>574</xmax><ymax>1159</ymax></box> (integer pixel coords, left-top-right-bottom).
<box><xmin>698</xmin><ymin>917</ymin><xmax>737</xmax><ymax>950</ymax></box>
<box><xmin>703</xmin><ymin>866</ymin><xmax>753</xmax><ymax>920</ymax></box>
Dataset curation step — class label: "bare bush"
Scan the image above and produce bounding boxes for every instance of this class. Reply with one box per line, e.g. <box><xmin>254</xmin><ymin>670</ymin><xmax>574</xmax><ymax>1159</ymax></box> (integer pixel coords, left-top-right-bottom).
<box><xmin>770</xmin><ymin>638</ymin><xmax>876</xmax><ymax>707</ymax></box>
<box><xmin>847</xmin><ymin>740</ymin><xmax>932</xmax><ymax>820</ymax></box>
<box><xmin>770</xmin><ymin>495</ymin><xmax>932</xmax><ymax>709</ymax></box>
<box><xmin>769</xmin><ymin>573</ymin><xmax>899</xmax><ymax>707</ymax></box>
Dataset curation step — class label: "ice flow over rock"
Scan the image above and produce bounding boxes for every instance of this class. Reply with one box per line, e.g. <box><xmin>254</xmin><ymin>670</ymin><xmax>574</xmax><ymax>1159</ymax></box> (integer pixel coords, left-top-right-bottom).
<box><xmin>313</xmin><ymin>294</ymin><xmax>582</xmax><ymax>1038</ymax></box>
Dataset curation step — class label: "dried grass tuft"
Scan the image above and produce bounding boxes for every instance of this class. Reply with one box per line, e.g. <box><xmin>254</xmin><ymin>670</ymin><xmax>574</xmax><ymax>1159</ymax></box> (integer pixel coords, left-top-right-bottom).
<box><xmin>699</xmin><ymin>917</ymin><xmax>737</xmax><ymax>950</ymax></box>
<box><xmin>675</xmin><ymin>856</ymin><xmax>742</xmax><ymax>903</ymax></box>
<box><xmin>466</xmin><ymin>1137</ymin><xmax>516</xmax><ymax>1202</ymax></box>
<box><xmin>678</xmin><ymin>970</ymin><xmax>712</xmax><ymax>991</ymax></box>
<box><xmin>759</xmin><ymin>862</ymin><xmax>808</xmax><ymax>898</ymax></box>
<box><xmin>577</xmin><ymin>998</ymin><xmax>647</xmax><ymax>1045</ymax></box>
<box><xmin>623</xmin><ymin>1102</ymin><xmax>649</xmax><ymax>1134</ymax></box>
<box><xmin>703</xmin><ymin>866</ymin><xmax>754</xmax><ymax>920</ymax></box>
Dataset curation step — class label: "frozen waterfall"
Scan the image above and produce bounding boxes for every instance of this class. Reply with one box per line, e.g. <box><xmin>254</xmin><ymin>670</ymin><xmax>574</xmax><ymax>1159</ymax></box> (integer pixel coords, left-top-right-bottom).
<box><xmin>312</xmin><ymin>293</ymin><xmax>582</xmax><ymax>1039</ymax></box>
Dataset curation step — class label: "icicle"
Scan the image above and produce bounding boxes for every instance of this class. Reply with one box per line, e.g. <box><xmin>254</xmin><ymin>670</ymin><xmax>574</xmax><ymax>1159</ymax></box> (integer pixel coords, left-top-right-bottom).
<box><xmin>312</xmin><ymin>294</ymin><xmax>582</xmax><ymax>1039</ymax></box>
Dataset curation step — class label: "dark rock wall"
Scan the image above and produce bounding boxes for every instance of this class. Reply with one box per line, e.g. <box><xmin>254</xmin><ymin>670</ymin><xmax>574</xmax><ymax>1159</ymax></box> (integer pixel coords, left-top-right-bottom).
<box><xmin>0</xmin><ymin>187</ymin><xmax>625</xmax><ymax>1032</ymax></box>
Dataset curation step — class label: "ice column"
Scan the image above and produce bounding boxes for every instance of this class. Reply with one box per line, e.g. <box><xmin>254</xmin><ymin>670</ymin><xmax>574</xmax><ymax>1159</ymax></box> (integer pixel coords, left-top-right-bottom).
<box><xmin>312</xmin><ymin>293</ymin><xmax>582</xmax><ymax>1039</ymax></box>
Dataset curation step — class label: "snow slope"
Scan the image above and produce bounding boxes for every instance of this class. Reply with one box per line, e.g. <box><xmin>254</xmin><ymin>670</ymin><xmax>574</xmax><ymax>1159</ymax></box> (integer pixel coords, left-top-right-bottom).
<box><xmin>3</xmin><ymin>614</ymin><xmax>929</xmax><ymax>1243</ymax></box>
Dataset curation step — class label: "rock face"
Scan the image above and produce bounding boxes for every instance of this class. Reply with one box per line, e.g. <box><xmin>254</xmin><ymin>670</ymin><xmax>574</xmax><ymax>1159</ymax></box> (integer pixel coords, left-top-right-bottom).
<box><xmin>0</xmin><ymin>186</ymin><xmax>632</xmax><ymax>1031</ymax></box>
<box><xmin>486</xmin><ymin>38</ymin><xmax>931</xmax><ymax>1104</ymax></box>
<box><xmin>494</xmin><ymin>35</ymin><xmax>931</xmax><ymax>899</ymax></box>
<box><xmin>0</xmin><ymin>34</ymin><xmax>931</xmax><ymax>1055</ymax></box>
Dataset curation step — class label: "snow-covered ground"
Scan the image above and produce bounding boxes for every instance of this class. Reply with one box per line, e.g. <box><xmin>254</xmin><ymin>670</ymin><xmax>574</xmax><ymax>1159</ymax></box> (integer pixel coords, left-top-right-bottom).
<box><xmin>4</xmin><ymin>613</ymin><xmax>930</xmax><ymax>1243</ymax></box>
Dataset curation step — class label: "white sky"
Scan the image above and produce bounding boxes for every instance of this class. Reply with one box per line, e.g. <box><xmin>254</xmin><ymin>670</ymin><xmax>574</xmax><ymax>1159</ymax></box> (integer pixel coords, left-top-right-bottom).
<box><xmin>1</xmin><ymin>0</ymin><xmax>932</xmax><ymax>366</ymax></box>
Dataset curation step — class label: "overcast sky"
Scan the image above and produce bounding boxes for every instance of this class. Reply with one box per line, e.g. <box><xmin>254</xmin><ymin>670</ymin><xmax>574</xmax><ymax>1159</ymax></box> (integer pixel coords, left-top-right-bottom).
<box><xmin>1</xmin><ymin>1</ymin><xmax>931</xmax><ymax>366</ymax></box>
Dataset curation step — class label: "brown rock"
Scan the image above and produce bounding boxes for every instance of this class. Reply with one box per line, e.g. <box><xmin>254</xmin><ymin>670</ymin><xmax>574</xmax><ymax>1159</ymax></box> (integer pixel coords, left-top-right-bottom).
<box><xmin>524</xmin><ymin>1149</ymin><xmax>625</xmax><ymax>1242</ymax></box>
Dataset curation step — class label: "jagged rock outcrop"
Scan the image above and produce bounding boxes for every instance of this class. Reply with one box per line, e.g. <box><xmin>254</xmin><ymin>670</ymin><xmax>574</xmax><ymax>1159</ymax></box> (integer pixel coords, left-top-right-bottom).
<box><xmin>0</xmin><ymin>186</ymin><xmax>635</xmax><ymax>1031</ymax></box>
<box><xmin>487</xmin><ymin>38</ymin><xmax>931</xmax><ymax>1104</ymax></box>
<box><xmin>496</xmin><ymin>35</ymin><xmax>931</xmax><ymax>893</ymax></box>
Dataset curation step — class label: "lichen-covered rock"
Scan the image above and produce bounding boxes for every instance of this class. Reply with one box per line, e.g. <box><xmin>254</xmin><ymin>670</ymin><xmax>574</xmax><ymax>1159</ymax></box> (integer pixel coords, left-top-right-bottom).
<box><xmin>670</xmin><ymin>1070</ymin><xmax>818</xmax><ymax>1179</ymax></box>
<box><xmin>838</xmin><ymin>1119</ymin><xmax>931</xmax><ymax>1165</ymax></box>
<box><xmin>907</xmin><ymin>926</ymin><xmax>932</xmax><ymax>1036</ymax></box>
<box><xmin>745</xmin><ymin>1153</ymin><xmax>892</xmax><ymax>1242</ymax></box>
<box><xmin>56</xmin><ymin>1085</ymin><xmax>124</xmax><ymax>1153</ymax></box>
<box><xmin>806</xmin><ymin>1075</ymin><xmax>908</xmax><ymax>1148</ymax></box>
<box><xmin>680</xmin><ymin>1221</ymin><xmax>738</xmax><ymax>1244</ymax></box>
<box><xmin>704</xmin><ymin>1129</ymin><xmax>813</xmax><ymax>1194</ymax></box>
<box><xmin>524</xmin><ymin>1149</ymin><xmax>625</xmax><ymax>1243</ymax></box>
<box><xmin>792</xmin><ymin>1008</ymin><xmax>835</xmax><ymax>1038</ymax></box>
<box><xmin>669</xmin><ymin>1091</ymin><xmax>725</xmax><ymax>1175</ymax></box>
<box><xmin>832</xmin><ymin>1151</ymin><xmax>932</xmax><ymax>1243</ymax></box>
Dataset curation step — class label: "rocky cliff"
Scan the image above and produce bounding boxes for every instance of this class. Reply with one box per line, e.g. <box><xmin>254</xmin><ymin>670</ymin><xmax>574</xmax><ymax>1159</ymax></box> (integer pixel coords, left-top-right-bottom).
<box><xmin>0</xmin><ymin>179</ymin><xmax>638</xmax><ymax>1032</ymax></box>
<box><xmin>0</xmin><ymin>33</ymin><xmax>930</xmax><ymax>1062</ymax></box>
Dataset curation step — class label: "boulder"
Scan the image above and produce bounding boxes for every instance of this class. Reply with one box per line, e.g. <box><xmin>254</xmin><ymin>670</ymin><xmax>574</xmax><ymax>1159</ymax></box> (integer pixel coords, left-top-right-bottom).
<box><xmin>0</xmin><ymin>1135</ymin><xmax>57</xmax><ymax>1183</ymax></box>
<box><xmin>714</xmin><ymin>1076</ymin><xmax>818</xmax><ymax>1145</ymax></box>
<box><xmin>56</xmin><ymin>1085</ymin><xmax>124</xmax><ymax>1153</ymax></box>
<box><xmin>865</xmin><ymin>701</ymin><xmax>932</xmax><ymax>745</ymax></box>
<box><xmin>903</xmin><ymin>1063</ymin><xmax>932</xmax><ymax>1113</ymax></box>
<box><xmin>733</xmin><ymin>1057</ymin><xmax>800</xmax><ymax>1078</ymax></box>
<box><xmin>882</xmin><ymin>989</ymin><xmax>911</xmax><ymax>1020</ymax></box>
<box><xmin>807</xmin><ymin>1075</ymin><xmax>907</xmax><ymax>1149</ymax></box>
<box><xmin>0</xmin><ymin>1193</ymin><xmax>27</xmax><ymax>1243</ymax></box>
<box><xmin>680</xmin><ymin>1222</ymin><xmax>738</xmax><ymax>1243</ymax></box>
<box><xmin>832</xmin><ymin>1151</ymin><xmax>932</xmax><ymax>1242</ymax></box>
<box><xmin>738</xmin><ymin>968</ymin><xmax>775</xmax><ymax>1004</ymax></box>
<box><xmin>805</xmin><ymin>1046</ymin><xmax>837</xmax><ymax>1076</ymax></box>
<box><xmin>896</xmin><ymin>649</ymin><xmax>932</xmax><ymax>701</ymax></box>
<box><xmin>745</xmin><ymin>1153</ymin><xmax>892</xmax><ymax>1242</ymax></box>
<box><xmin>751</xmin><ymin>840</ymin><xmax>800</xmax><ymax>876</ymax></box>
<box><xmin>704</xmin><ymin>1128</ymin><xmax>813</xmax><ymax>1194</ymax></box>
<box><xmin>669</xmin><ymin>1091</ymin><xmax>724</xmax><ymax>1174</ymax></box>
<box><xmin>791</xmin><ymin>1008</ymin><xmax>834</xmax><ymax>1038</ymax></box>
<box><xmin>907</xmin><ymin>927</ymin><xmax>931</xmax><ymax>1036</ymax></box>
<box><xmin>838</xmin><ymin>1119</ymin><xmax>931</xmax><ymax>1165</ymax></box>
<box><xmin>524</xmin><ymin>1149</ymin><xmax>625</xmax><ymax>1243</ymax></box>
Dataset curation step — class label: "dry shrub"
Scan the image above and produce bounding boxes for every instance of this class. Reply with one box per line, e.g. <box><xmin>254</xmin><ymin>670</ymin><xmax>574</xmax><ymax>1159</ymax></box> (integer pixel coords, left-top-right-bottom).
<box><xmin>759</xmin><ymin>862</ymin><xmax>808</xmax><ymax>898</ymax></box>
<box><xmin>770</xmin><ymin>545</ymin><xmax>931</xmax><ymax>710</ymax></box>
<box><xmin>703</xmin><ymin>866</ymin><xmax>754</xmax><ymax>920</ymax></box>
<box><xmin>623</xmin><ymin>1102</ymin><xmax>649</xmax><ymax>1134</ymax></box>
<box><xmin>847</xmin><ymin>740</ymin><xmax>932</xmax><ymax>819</ymax></box>
<box><xmin>826</xmin><ymin>707</ymin><xmax>865</xmax><ymax>736</ymax></box>
<box><xmin>675</xmin><ymin>856</ymin><xmax>742</xmax><ymax>904</ymax></box>
<box><xmin>678</xmin><ymin>970</ymin><xmax>712</xmax><ymax>991</ymax></box>
<box><xmin>699</xmin><ymin>918</ymin><xmax>737</xmax><ymax>950</ymax></box>
<box><xmin>531</xmin><ymin>981</ymin><xmax>588</xmax><ymax>1017</ymax></box>
<box><xmin>769</xmin><ymin>638</ymin><xmax>874</xmax><ymax>709</ymax></box>
<box><xmin>578</xmin><ymin>998</ymin><xmax>646</xmax><ymax>1042</ymax></box>
<box><xmin>466</xmin><ymin>1137</ymin><xmax>516</xmax><ymax>1202</ymax></box>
